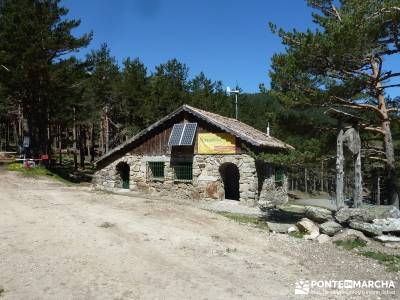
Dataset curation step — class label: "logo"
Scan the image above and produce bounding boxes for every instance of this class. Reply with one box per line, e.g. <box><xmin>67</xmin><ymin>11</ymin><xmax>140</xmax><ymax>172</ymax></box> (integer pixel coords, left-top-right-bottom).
<box><xmin>295</xmin><ymin>280</ymin><xmax>310</xmax><ymax>295</ymax></box>
<box><xmin>294</xmin><ymin>279</ymin><xmax>396</xmax><ymax>296</ymax></box>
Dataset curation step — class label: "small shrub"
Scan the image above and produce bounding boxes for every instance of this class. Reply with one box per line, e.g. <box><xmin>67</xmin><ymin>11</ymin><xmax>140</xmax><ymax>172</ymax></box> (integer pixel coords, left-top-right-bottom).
<box><xmin>288</xmin><ymin>231</ymin><xmax>304</xmax><ymax>239</ymax></box>
<box><xmin>333</xmin><ymin>239</ymin><xmax>367</xmax><ymax>250</ymax></box>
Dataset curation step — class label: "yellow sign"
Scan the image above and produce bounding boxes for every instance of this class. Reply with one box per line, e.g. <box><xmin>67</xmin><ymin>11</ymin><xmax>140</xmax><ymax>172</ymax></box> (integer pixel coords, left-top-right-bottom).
<box><xmin>198</xmin><ymin>133</ymin><xmax>236</xmax><ymax>154</ymax></box>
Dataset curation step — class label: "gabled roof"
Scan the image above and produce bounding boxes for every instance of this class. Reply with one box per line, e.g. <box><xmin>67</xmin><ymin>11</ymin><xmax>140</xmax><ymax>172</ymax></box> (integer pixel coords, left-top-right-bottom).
<box><xmin>95</xmin><ymin>104</ymin><xmax>294</xmax><ymax>165</ymax></box>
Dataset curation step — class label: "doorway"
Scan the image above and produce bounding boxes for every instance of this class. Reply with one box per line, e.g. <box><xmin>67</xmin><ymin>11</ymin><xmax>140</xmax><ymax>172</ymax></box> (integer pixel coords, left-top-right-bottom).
<box><xmin>219</xmin><ymin>163</ymin><xmax>240</xmax><ymax>200</ymax></box>
<box><xmin>116</xmin><ymin>162</ymin><xmax>130</xmax><ymax>189</ymax></box>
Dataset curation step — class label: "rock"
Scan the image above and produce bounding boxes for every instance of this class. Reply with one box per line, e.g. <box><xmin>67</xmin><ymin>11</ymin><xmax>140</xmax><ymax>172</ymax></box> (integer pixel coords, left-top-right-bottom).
<box><xmin>374</xmin><ymin>235</ymin><xmax>400</xmax><ymax>243</ymax></box>
<box><xmin>305</xmin><ymin>206</ymin><xmax>333</xmax><ymax>223</ymax></box>
<box><xmin>319</xmin><ymin>221</ymin><xmax>343</xmax><ymax>237</ymax></box>
<box><xmin>332</xmin><ymin>229</ymin><xmax>369</xmax><ymax>244</ymax></box>
<box><xmin>258</xmin><ymin>178</ymin><xmax>288</xmax><ymax>210</ymax></box>
<box><xmin>384</xmin><ymin>243</ymin><xmax>400</xmax><ymax>249</ymax></box>
<box><xmin>287</xmin><ymin>226</ymin><xmax>299</xmax><ymax>233</ymax></box>
<box><xmin>191</xmin><ymin>190</ymin><xmax>201</xmax><ymax>200</ymax></box>
<box><xmin>374</xmin><ymin>235</ymin><xmax>400</xmax><ymax>249</ymax></box>
<box><xmin>316</xmin><ymin>234</ymin><xmax>331</xmax><ymax>244</ymax></box>
<box><xmin>297</xmin><ymin>218</ymin><xmax>319</xmax><ymax>240</ymax></box>
<box><xmin>277</xmin><ymin>204</ymin><xmax>306</xmax><ymax>214</ymax></box>
<box><xmin>372</xmin><ymin>218</ymin><xmax>400</xmax><ymax>233</ymax></box>
<box><xmin>267</xmin><ymin>222</ymin><xmax>295</xmax><ymax>234</ymax></box>
<box><xmin>348</xmin><ymin>221</ymin><xmax>382</xmax><ymax>237</ymax></box>
<box><xmin>335</xmin><ymin>205</ymin><xmax>400</xmax><ymax>224</ymax></box>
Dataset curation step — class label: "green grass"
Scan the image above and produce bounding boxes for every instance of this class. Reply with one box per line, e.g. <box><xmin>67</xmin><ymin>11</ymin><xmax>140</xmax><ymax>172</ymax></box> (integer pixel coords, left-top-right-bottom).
<box><xmin>6</xmin><ymin>162</ymin><xmax>74</xmax><ymax>185</ymax></box>
<box><xmin>217</xmin><ymin>212</ymin><xmax>269</xmax><ymax>230</ymax></box>
<box><xmin>288</xmin><ymin>231</ymin><xmax>305</xmax><ymax>238</ymax></box>
<box><xmin>333</xmin><ymin>239</ymin><xmax>367</xmax><ymax>250</ymax></box>
<box><xmin>359</xmin><ymin>251</ymin><xmax>400</xmax><ymax>272</ymax></box>
<box><xmin>333</xmin><ymin>238</ymin><xmax>400</xmax><ymax>272</ymax></box>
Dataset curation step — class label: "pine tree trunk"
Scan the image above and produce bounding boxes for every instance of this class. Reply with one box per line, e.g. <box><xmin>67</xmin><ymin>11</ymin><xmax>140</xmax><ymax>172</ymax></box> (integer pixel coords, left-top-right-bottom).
<box><xmin>90</xmin><ymin>123</ymin><xmax>95</xmax><ymax>163</ymax></box>
<box><xmin>304</xmin><ymin>168</ymin><xmax>308</xmax><ymax>193</ymax></box>
<box><xmin>72</xmin><ymin>107</ymin><xmax>77</xmax><ymax>171</ymax></box>
<box><xmin>372</xmin><ymin>60</ymin><xmax>399</xmax><ymax>208</ymax></box>
<box><xmin>58</xmin><ymin>125</ymin><xmax>62</xmax><ymax>165</ymax></box>
<box><xmin>79</xmin><ymin>125</ymin><xmax>85</xmax><ymax>169</ymax></box>
<box><xmin>382</xmin><ymin>119</ymin><xmax>399</xmax><ymax>207</ymax></box>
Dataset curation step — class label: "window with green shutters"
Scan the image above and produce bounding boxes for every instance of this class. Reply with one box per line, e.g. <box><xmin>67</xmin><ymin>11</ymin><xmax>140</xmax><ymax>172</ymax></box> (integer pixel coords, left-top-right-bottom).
<box><xmin>147</xmin><ymin>162</ymin><xmax>165</xmax><ymax>181</ymax></box>
<box><xmin>173</xmin><ymin>162</ymin><xmax>193</xmax><ymax>182</ymax></box>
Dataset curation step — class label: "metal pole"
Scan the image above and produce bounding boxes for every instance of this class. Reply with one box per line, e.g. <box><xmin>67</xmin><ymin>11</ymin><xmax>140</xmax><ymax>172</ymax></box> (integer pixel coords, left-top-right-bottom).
<box><xmin>235</xmin><ymin>93</ymin><xmax>238</xmax><ymax>120</ymax></box>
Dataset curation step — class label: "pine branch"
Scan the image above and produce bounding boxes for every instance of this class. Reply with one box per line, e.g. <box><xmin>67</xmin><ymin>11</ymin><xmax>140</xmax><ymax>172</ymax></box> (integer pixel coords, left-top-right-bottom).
<box><xmin>330</xmin><ymin>95</ymin><xmax>385</xmax><ymax>119</ymax></box>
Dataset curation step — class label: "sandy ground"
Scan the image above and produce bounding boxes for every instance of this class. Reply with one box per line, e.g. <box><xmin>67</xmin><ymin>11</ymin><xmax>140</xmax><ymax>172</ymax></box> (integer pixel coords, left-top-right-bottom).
<box><xmin>0</xmin><ymin>169</ymin><xmax>399</xmax><ymax>300</ymax></box>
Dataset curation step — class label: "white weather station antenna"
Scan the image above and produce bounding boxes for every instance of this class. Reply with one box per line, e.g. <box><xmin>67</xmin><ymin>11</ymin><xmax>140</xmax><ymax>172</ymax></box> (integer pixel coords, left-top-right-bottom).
<box><xmin>226</xmin><ymin>86</ymin><xmax>240</xmax><ymax>120</ymax></box>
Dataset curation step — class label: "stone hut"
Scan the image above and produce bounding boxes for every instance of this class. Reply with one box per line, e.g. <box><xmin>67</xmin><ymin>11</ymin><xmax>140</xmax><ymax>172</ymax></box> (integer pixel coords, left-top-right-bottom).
<box><xmin>93</xmin><ymin>105</ymin><xmax>294</xmax><ymax>207</ymax></box>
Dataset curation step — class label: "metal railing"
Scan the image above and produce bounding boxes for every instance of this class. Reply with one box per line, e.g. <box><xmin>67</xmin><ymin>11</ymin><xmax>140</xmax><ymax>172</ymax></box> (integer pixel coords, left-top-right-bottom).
<box><xmin>147</xmin><ymin>161</ymin><xmax>165</xmax><ymax>181</ymax></box>
<box><xmin>173</xmin><ymin>163</ymin><xmax>193</xmax><ymax>182</ymax></box>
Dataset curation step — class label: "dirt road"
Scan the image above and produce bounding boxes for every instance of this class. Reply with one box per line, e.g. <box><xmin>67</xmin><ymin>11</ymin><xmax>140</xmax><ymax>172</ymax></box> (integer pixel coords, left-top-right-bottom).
<box><xmin>0</xmin><ymin>169</ymin><xmax>398</xmax><ymax>299</ymax></box>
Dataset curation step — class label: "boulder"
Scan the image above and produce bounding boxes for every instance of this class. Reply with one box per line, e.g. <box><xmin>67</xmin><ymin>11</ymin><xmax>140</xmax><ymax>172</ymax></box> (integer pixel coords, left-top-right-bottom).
<box><xmin>374</xmin><ymin>235</ymin><xmax>400</xmax><ymax>249</ymax></box>
<box><xmin>287</xmin><ymin>226</ymin><xmax>299</xmax><ymax>233</ymax></box>
<box><xmin>374</xmin><ymin>235</ymin><xmax>400</xmax><ymax>243</ymax></box>
<box><xmin>335</xmin><ymin>206</ymin><xmax>400</xmax><ymax>224</ymax></box>
<box><xmin>372</xmin><ymin>218</ymin><xmax>400</xmax><ymax>233</ymax></box>
<box><xmin>332</xmin><ymin>229</ymin><xmax>369</xmax><ymax>244</ymax></box>
<box><xmin>384</xmin><ymin>243</ymin><xmax>400</xmax><ymax>249</ymax></box>
<box><xmin>304</xmin><ymin>206</ymin><xmax>333</xmax><ymax>223</ymax></box>
<box><xmin>319</xmin><ymin>221</ymin><xmax>343</xmax><ymax>237</ymax></box>
<box><xmin>267</xmin><ymin>222</ymin><xmax>295</xmax><ymax>234</ymax></box>
<box><xmin>297</xmin><ymin>218</ymin><xmax>319</xmax><ymax>240</ymax></box>
<box><xmin>316</xmin><ymin>234</ymin><xmax>331</xmax><ymax>244</ymax></box>
<box><xmin>348</xmin><ymin>221</ymin><xmax>383</xmax><ymax>237</ymax></box>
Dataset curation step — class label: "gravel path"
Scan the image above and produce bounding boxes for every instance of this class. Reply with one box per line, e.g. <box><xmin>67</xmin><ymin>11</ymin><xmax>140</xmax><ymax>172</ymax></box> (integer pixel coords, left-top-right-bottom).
<box><xmin>0</xmin><ymin>169</ymin><xmax>398</xmax><ymax>299</ymax></box>
<box><xmin>197</xmin><ymin>199</ymin><xmax>263</xmax><ymax>216</ymax></box>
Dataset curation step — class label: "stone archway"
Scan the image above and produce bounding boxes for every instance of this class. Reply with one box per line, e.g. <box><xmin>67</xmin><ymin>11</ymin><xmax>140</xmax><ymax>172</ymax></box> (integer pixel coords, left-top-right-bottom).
<box><xmin>219</xmin><ymin>162</ymin><xmax>240</xmax><ymax>200</ymax></box>
<box><xmin>116</xmin><ymin>161</ymin><xmax>130</xmax><ymax>189</ymax></box>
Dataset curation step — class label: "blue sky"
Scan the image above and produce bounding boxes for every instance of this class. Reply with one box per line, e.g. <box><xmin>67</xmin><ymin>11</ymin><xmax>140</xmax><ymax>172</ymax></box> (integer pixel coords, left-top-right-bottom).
<box><xmin>61</xmin><ymin>0</ymin><xmax>314</xmax><ymax>93</ymax></box>
<box><xmin>62</xmin><ymin>0</ymin><xmax>399</xmax><ymax>96</ymax></box>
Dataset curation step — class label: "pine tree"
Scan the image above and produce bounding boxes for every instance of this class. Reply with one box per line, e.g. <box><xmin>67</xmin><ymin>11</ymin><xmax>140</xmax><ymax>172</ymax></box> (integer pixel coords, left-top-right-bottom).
<box><xmin>270</xmin><ymin>0</ymin><xmax>400</xmax><ymax>206</ymax></box>
<box><xmin>0</xmin><ymin>0</ymin><xmax>91</xmax><ymax>156</ymax></box>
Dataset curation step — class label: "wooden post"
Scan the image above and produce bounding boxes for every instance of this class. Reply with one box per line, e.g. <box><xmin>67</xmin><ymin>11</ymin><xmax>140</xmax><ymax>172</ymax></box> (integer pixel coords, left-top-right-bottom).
<box><xmin>336</xmin><ymin>129</ymin><xmax>345</xmax><ymax>209</ymax></box>
<box><xmin>353</xmin><ymin>150</ymin><xmax>362</xmax><ymax>207</ymax></box>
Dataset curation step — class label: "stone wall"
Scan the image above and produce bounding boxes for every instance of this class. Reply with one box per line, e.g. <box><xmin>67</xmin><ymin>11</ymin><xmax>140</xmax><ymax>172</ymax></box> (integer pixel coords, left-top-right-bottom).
<box><xmin>93</xmin><ymin>153</ymin><xmax>288</xmax><ymax>207</ymax></box>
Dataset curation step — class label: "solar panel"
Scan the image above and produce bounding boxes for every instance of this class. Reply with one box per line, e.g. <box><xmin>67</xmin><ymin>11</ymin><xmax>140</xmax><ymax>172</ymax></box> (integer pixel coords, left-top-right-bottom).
<box><xmin>180</xmin><ymin>123</ymin><xmax>197</xmax><ymax>145</ymax></box>
<box><xmin>168</xmin><ymin>123</ymin><xmax>185</xmax><ymax>146</ymax></box>
<box><xmin>168</xmin><ymin>122</ymin><xmax>197</xmax><ymax>146</ymax></box>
